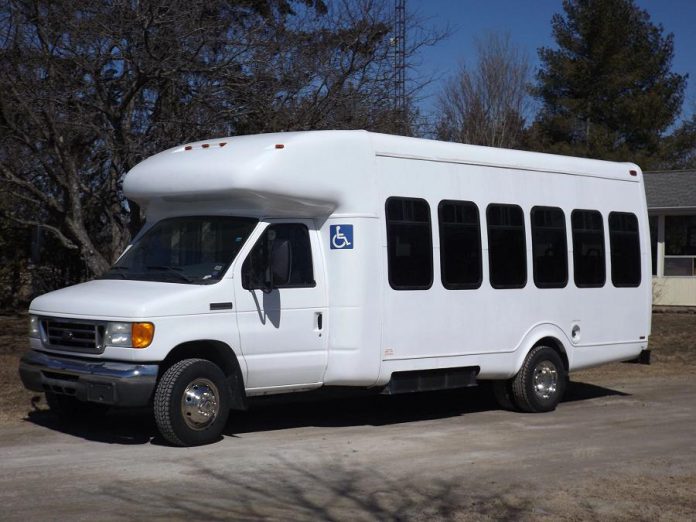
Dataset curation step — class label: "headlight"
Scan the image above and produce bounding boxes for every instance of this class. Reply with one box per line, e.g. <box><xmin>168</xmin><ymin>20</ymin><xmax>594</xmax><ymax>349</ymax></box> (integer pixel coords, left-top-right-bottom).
<box><xmin>29</xmin><ymin>315</ymin><xmax>41</xmax><ymax>339</ymax></box>
<box><xmin>105</xmin><ymin>322</ymin><xmax>155</xmax><ymax>348</ymax></box>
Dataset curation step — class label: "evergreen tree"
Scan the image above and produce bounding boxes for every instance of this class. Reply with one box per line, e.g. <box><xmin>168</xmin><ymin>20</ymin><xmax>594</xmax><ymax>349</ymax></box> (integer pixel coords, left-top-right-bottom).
<box><xmin>531</xmin><ymin>0</ymin><xmax>689</xmax><ymax>167</ymax></box>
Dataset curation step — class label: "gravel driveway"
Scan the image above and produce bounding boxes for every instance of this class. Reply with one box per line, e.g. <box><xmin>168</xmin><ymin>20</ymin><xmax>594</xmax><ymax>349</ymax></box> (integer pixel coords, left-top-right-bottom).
<box><xmin>1</xmin><ymin>366</ymin><xmax>695</xmax><ymax>521</ymax></box>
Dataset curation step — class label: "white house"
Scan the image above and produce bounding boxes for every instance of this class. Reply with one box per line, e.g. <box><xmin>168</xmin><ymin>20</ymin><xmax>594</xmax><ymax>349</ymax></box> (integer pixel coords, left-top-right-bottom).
<box><xmin>645</xmin><ymin>169</ymin><xmax>696</xmax><ymax>306</ymax></box>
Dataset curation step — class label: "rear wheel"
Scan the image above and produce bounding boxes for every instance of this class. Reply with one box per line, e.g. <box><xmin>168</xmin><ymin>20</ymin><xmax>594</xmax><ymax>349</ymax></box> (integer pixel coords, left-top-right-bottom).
<box><xmin>511</xmin><ymin>346</ymin><xmax>567</xmax><ymax>413</ymax></box>
<box><xmin>45</xmin><ymin>392</ymin><xmax>110</xmax><ymax>422</ymax></box>
<box><xmin>154</xmin><ymin>358</ymin><xmax>230</xmax><ymax>447</ymax></box>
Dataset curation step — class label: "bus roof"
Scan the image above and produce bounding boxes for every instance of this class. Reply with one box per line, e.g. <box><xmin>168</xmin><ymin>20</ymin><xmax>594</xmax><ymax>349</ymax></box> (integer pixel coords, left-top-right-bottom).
<box><xmin>123</xmin><ymin>130</ymin><xmax>642</xmax><ymax>217</ymax></box>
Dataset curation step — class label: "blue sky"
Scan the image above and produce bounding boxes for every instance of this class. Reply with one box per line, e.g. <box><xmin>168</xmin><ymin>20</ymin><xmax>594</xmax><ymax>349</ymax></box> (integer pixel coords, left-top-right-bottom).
<box><xmin>412</xmin><ymin>0</ymin><xmax>696</xmax><ymax>123</ymax></box>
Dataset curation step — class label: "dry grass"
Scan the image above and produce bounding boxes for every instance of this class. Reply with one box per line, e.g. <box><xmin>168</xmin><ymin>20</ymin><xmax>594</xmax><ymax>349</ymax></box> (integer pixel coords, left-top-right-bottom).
<box><xmin>1</xmin><ymin>312</ymin><xmax>695</xmax><ymax>425</ymax></box>
<box><xmin>649</xmin><ymin>310</ymin><xmax>696</xmax><ymax>365</ymax></box>
<box><xmin>0</xmin><ymin>313</ymin><xmax>40</xmax><ymax>424</ymax></box>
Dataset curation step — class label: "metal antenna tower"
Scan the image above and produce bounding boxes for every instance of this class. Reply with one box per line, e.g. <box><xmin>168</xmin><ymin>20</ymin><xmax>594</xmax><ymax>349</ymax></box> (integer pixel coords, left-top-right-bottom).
<box><xmin>394</xmin><ymin>0</ymin><xmax>406</xmax><ymax>133</ymax></box>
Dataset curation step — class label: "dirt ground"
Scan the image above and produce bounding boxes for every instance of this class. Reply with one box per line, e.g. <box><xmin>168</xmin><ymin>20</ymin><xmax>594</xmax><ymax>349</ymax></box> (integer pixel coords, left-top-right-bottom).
<box><xmin>1</xmin><ymin>311</ymin><xmax>695</xmax><ymax>520</ymax></box>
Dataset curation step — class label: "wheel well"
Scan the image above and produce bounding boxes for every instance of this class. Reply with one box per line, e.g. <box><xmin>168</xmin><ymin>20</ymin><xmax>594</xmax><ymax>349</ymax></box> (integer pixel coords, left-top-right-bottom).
<box><xmin>160</xmin><ymin>340</ymin><xmax>247</xmax><ymax>410</ymax></box>
<box><xmin>534</xmin><ymin>337</ymin><xmax>569</xmax><ymax>372</ymax></box>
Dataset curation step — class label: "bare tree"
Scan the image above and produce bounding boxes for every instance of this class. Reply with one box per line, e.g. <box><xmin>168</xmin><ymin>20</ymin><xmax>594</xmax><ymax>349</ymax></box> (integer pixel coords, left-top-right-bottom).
<box><xmin>0</xmin><ymin>0</ymin><xmax>444</xmax><ymax>283</ymax></box>
<box><xmin>435</xmin><ymin>33</ymin><xmax>531</xmax><ymax>149</ymax></box>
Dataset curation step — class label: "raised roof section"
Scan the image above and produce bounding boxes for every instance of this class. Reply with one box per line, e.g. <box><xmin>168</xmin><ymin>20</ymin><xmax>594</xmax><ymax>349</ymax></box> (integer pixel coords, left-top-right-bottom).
<box><xmin>123</xmin><ymin>130</ymin><xmax>642</xmax><ymax>219</ymax></box>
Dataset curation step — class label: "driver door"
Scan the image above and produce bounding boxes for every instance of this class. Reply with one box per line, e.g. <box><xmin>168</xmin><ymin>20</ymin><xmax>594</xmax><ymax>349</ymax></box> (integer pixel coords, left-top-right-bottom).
<box><xmin>233</xmin><ymin>220</ymin><xmax>328</xmax><ymax>390</ymax></box>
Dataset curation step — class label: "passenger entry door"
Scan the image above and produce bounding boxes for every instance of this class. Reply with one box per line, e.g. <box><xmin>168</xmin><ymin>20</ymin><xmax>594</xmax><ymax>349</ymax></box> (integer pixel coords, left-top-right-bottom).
<box><xmin>234</xmin><ymin>221</ymin><xmax>328</xmax><ymax>390</ymax></box>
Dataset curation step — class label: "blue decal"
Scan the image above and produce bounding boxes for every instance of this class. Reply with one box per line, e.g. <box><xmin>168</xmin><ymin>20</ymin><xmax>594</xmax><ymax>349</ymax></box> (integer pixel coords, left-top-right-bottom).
<box><xmin>330</xmin><ymin>224</ymin><xmax>353</xmax><ymax>250</ymax></box>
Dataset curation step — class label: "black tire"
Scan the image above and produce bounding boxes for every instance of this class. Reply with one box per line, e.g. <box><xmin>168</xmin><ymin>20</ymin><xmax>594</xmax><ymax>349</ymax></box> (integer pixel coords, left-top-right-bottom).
<box><xmin>154</xmin><ymin>358</ymin><xmax>230</xmax><ymax>447</ymax></box>
<box><xmin>511</xmin><ymin>346</ymin><xmax>567</xmax><ymax>413</ymax></box>
<box><xmin>492</xmin><ymin>379</ymin><xmax>518</xmax><ymax>411</ymax></box>
<box><xmin>45</xmin><ymin>392</ymin><xmax>110</xmax><ymax>422</ymax></box>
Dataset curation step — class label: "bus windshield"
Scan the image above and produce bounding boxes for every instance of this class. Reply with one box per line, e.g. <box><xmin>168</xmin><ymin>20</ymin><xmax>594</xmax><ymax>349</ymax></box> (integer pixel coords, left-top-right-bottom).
<box><xmin>100</xmin><ymin>216</ymin><xmax>258</xmax><ymax>284</ymax></box>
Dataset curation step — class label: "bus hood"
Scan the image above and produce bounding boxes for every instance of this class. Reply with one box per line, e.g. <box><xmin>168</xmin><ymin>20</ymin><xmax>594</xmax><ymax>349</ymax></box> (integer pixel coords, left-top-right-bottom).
<box><xmin>29</xmin><ymin>279</ymin><xmax>230</xmax><ymax>320</ymax></box>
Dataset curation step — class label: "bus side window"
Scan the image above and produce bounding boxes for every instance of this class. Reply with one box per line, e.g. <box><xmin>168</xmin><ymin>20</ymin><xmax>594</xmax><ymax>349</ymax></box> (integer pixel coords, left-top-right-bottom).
<box><xmin>487</xmin><ymin>204</ymin><xmax>526</xmax><ymax>289</ymax></box>
<box><xmin>386</xmin><ymin>197</ymin><xmax>433</xmax><ymax>290</ymax></box>
<box><xmin>438</xmin><ymin>200</ymin><xmax>482</xmax><ymax>290</ymax></box>
<box><xmin>531</xmin><ymin>206</ymin><xmax>568</xmax><ymax>288</ymax></box>
<box><xmin>609</xmin><ymin>212</ymin><xmax>641</xmax><ymax>287</ymax></box>
<box><xmin>571</xmin><ymin>210</ymin><xmax>605</xmax><ymax>288</ymax></box>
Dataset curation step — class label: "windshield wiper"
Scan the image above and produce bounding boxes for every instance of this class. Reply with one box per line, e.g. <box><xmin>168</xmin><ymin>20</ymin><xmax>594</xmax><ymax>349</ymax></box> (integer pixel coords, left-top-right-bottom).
<box><xmin>99</xmin><ymin>266</ymin><xmax>129</xmax><ymax>279</ymax></box>
<box><xmin>146</xmin><ymin>265</ymin><xmax>194</xmax><ymax>283</ymax></box>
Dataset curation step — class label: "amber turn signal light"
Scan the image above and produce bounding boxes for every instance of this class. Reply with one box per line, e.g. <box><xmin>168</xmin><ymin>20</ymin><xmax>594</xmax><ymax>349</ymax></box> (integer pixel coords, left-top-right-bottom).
<box><xmin>132</xmin><ymin>322</ymin><xmax>155</xmax><ymax>348</ymax></box>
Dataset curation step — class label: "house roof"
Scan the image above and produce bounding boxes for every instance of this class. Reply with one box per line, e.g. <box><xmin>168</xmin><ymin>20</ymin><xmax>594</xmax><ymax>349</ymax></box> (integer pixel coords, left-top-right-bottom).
<box><xmin>644</xmin><ymin>170</ymin><xmax>696</xmax><ymax>209</ymax></box>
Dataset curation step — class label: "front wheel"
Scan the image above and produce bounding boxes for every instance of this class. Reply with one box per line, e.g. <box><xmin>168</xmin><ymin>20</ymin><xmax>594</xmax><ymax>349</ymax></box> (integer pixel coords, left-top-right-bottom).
<box><xmin>511</xmin><ymin>346</ymin><xmax>567</xmax><ymax>413</ymax></box>
<box><xmin>492</xmin><ymin>380</ymin><xmax>518</xmax><ymax>411</ymax></box>
<box><xmin>154</xmin><ymin>359</ymin><xmax>230</xmax><ymax>447</ymax></box>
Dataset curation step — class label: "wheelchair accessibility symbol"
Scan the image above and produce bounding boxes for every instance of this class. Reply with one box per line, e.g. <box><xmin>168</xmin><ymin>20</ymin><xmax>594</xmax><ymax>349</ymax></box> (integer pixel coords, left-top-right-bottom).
<box><xmin>330</xmin><ymin>224</ymin><xmax>353</xmax><ymax>250</ymax></box>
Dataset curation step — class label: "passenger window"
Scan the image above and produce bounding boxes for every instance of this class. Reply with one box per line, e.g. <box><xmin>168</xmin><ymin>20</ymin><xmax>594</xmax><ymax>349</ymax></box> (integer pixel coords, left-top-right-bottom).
<box><xmin>531</xmin><ymin>207</ymin><xmax>568</xmax><ymax>288</ymax></box>
<box><xmin>609</xmin><ymin>212</ymin><xmax>641</xmax><ymax>287</ymax></box>
<box><xmin>242</xmin><ymin>224</ymin><xmax>315</xmax><ymax>289</ymax></box>
<box><xmin>571</xmin><ymin>210</ymin><xmax>605</xmax><ymax>287</ymax></box>
<box><xmin>438</xmin><ymin>200</ymin><xmax>482</xmax><ymax>289</ymax></box>
<box><xmin>487</xmin><ymin>204</ymin><xmax>526</xmax><ymax>288</ymax></box>
<box><xmin>386</xmin><ymin>197</ymin><xmax>433</xmax><ymax>290</ymax></box>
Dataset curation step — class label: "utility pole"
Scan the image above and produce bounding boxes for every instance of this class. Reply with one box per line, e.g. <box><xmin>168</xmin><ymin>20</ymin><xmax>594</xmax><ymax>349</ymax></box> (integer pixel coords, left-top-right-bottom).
<box><xmin>394</xmin><ymin>0</ymin><xmax>406</xmax><ymax>134</ymax></box>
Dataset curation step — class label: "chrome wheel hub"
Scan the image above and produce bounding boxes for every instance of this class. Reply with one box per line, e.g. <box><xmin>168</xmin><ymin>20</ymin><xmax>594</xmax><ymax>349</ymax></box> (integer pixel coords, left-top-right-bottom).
<box><xmin>533</xmin><ymin>361</ymin><xmax>558</xmax><ymax>400</ymax></box>
<box><xmin>181</xmin><ymin>378</ymin><xmax>219</xmax><ymax>430</ymax></box>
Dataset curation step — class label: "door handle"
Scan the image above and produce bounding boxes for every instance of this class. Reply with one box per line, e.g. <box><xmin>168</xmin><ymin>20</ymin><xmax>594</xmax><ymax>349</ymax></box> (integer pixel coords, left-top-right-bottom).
<box><xmin>316</xmin><ymin>312</ymin><xmax>323</xmax><ymax>331</ymax></box>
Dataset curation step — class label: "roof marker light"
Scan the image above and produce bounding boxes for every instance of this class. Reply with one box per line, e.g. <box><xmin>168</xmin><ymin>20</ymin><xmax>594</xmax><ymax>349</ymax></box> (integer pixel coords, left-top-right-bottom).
<box><xmin>629</xmin><ymin>170</ymin><xmax>637</xmax><ymax>176</ymax></box>
<box><xmin>219</xmin><ymin>142</ymin><xmax>227</xmax><ymax>147</ymax></box>
<box><xmin>275</xmin><ymin>144</ymin><xmax>285</xmax><ymax>149</ymax></box>
<box><xmin>202</xmin><ymin>143</ymin><xmax>210</xmax><ymax>149</ymax></box>
<box><xmin>184</xmin><ymin>145</ymin><xmax>192</xmax><ymax>151</ymax></box>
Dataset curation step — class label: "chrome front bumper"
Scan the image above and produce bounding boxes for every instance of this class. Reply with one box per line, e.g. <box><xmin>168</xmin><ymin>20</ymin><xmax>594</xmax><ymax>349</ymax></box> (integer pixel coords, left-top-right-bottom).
<box><xmin>19</xmin><ymin>350</ymin><xmax>159</xmax><ymax>407</ymax></box>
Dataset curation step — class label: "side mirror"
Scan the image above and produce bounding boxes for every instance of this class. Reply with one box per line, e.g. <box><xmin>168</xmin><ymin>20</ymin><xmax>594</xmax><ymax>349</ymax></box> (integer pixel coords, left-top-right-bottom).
<box><xmin>270</xmin><ymin>239</ymin><xmax>291</xmax><ymax>287</ymax></box>
<box><xmin>250</xmin><ymin>228</ymin><xmax>291</xmax><ymax>293</ymax></box>
<box><xmin>262</xmin><ymin>230</ymin><xmax>276</xmax><ymax>293</ymax></box>
<box><xmin>260</xmin><ymin>230</ymin><xmax>292</xmax><ymax>292</ymax></box>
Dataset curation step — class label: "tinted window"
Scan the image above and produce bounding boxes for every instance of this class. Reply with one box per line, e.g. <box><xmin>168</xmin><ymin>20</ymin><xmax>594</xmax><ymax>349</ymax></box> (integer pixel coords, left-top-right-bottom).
<box><xmin>242</xmin><ymin>223</ymin><xmax>315</xmax><ymax>289</ymax></box>
<box><xmin>438</xmin><ymin>201</ymin><xmax>482</xmax><ymax>289</ymax></box>
<box><xmin>609</xmin><ymin>212</ymin><xmax>641</xmax><ymax>287</ymax></box>
<box><xmin>487</xmin><ymin>204</ymin><xmax>526</xmax><ymax>288</ymax></box>
<box><xmin>531</xmin><ymin>207</ymin><xmax>568</xmax><ymax>288</ymax></box>
<box><xmin>386</xmin><ymin>197</ymin><xmax>433</xmax><ymax>290</ymax></box>
<box><xmin>572</xmin><ymin>210</ymin><xmax>605</xmax><ymax>287</ymax></box>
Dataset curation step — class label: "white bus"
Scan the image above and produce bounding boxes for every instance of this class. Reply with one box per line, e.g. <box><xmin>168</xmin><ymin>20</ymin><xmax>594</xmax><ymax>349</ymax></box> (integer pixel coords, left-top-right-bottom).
<box><xmin>20</xmin><ymin>131</ymin><xmax>652</xmax><ymax>446</ymax></box>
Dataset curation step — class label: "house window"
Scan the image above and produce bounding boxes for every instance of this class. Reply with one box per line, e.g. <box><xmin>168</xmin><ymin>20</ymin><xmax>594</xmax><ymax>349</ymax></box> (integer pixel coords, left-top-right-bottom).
<box><xmin>649</xmin><ymin>216</ymin><xmax>657</xmax><ymax>276</ymax></box>
<box><xmin>664</xmin><ymin>215</ymin><xmax>696</xmax><ymax>276</ymax></box>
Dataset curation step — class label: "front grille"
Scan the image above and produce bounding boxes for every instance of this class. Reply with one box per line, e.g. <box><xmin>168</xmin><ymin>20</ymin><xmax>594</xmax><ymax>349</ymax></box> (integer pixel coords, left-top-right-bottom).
<box><xmin>41</xmin><ymin>318</ymin><xmax>104</xmax><ymax>353</ymax></box>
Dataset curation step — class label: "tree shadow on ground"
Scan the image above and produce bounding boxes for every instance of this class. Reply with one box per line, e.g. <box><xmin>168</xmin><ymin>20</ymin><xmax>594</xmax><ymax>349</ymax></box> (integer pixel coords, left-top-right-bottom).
<box><xmin>22</xmin><ymin>379</ymin><xmax>628</xmax><ymax>446</ymax></box>
<box><xmin>103</xmin><ymin>458</ymin><xmax>541</xmax><ymax>522</ymax></box>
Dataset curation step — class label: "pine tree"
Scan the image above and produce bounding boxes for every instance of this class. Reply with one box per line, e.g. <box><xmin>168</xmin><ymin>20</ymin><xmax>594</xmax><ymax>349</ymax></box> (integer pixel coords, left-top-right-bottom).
<box><xmin>531</xmin><ymin>0</ymin><xmax>688</xmax><ymax>167</ymax></box>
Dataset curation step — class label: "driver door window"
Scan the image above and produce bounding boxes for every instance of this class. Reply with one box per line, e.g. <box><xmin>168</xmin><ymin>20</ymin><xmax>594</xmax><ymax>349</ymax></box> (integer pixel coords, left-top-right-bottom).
<box><xmin>241</xmin><ymin>224</ymin><xmax>315</xmax><ymax>289</ymax></box>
